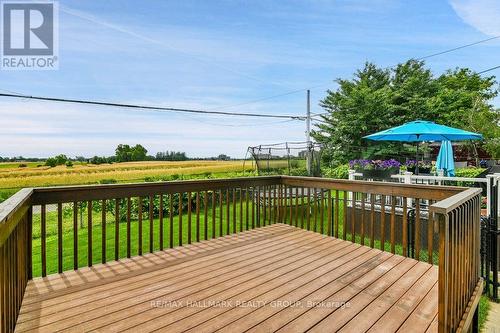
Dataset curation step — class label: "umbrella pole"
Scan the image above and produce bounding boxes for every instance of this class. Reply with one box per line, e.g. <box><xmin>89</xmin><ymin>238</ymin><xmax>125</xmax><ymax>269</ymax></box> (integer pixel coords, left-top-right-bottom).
<box><xmin>415</xmin><ymin>142</ymin><xmax>419</xmax><ymax>175</ymax></box>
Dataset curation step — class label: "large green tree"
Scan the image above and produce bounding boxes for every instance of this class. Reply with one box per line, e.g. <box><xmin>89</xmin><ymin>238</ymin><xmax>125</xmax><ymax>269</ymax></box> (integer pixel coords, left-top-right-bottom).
<box><xmin>313</xmin><ymin>60</ymin><xmax>499</xmax><ymax>165</ymax></box>
<box><xmin>115</xmin><ymin>144</ymin><xmax>148</xmax><ymax>162</ymax></box>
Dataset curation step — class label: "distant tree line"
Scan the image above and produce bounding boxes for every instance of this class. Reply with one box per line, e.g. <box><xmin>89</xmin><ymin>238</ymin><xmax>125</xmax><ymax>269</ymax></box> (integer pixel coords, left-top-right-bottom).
<box><xmin>155</xmin><ymin>151</ymin><xmax>188</xmax><ymax>161</ymax></box>
<box><xmin>2</xmin><ymin>144</ymin><xmax>234</xmax><ymax>167</ymax></box>
<box><xmin>0</xmin><ymin>156</ymin><xmax>45</xmax><ymax>162</ymax></box>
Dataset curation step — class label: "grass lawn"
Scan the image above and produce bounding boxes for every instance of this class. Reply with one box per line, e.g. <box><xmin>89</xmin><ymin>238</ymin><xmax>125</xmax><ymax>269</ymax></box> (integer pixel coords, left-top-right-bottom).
<box><xmin>32</xmin><ymin>201</ymin><xmax>256</xmax><ymax>277</ymax></box>
<box><xmin>479</xmin><ymin>295</ymin><xmax>491</xmax><ymax>331</ymax></box>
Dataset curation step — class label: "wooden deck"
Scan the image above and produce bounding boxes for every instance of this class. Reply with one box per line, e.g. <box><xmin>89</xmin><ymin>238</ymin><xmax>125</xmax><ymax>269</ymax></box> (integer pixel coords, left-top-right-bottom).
<box><xmin>16</xmin><ymin>224</ymin><xmax>438</xmax><ymax>333</ymax></box>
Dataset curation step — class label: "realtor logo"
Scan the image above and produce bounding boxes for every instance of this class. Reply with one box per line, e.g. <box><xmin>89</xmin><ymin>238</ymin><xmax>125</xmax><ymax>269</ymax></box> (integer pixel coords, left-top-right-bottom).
<box><xmin>1</xmin><ymin>0</ymin><xmax>58</xmax><ymax>70</ymax></box>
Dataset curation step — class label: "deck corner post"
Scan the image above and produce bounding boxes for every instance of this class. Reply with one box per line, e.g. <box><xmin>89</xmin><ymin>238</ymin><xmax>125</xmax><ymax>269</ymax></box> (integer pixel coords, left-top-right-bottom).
<box><xmin>437</xmin><ymin>211</ymin><xmax>449</xmax><ymax>333</ymax></box>
<box><xmin>27</xmin><ymin>206</ymin><xmax>32</xmax><ymax>280</ymax></box>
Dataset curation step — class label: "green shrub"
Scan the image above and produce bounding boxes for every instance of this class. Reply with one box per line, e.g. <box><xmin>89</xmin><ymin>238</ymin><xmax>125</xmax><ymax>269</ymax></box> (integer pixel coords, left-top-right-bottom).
<box><xmin>455</xmin><ymin>167</ymin><xmax>486</xmax><ymax>178</ymax></box>
<box><xmin>289</xmin><ymin>167</ymin><xmax>308</xmax><ymax>176</ymax></box>
<box><xmin>18</xmin><ymin>163</ymin><xmax>27</xmax><ymax>168</ymax></box>
<box><xmin>65</xmin><ymin>161</ymin><xmax>73</xmax><ymax>167</ymax></box>
<box><xmin>323</xmin><ymin>164</ymin><xmax>349</xmax><ymax>179</ymax></box>
<box><xmin>45</xmin><ymin>158</ymin><xmax>57</xmax><ymax>167</ymax></box>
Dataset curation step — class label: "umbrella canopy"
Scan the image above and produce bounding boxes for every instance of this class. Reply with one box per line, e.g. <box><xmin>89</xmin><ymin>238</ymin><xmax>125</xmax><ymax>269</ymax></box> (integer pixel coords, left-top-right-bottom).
<box><xmin>363</xmin><ymin>120</ymin><xmax>483</xmax><ymax>142</ymax></box>
<box><xmin>363</xmin><ymin>120</ymin><xmax>482</xmax><ymax>175</ymax></box>
<box><xmin>436</xmin><ymin>140</ymin><xmax>455</xmax><ymax>176</ymax></box>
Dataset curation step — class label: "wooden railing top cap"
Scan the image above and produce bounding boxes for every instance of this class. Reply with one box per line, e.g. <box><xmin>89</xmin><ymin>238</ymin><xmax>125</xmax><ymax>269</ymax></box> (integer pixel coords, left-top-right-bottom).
<box><xmin>430</xmin><ymin>187</ymin><xmax>482</xmax><ymax>215</ymax></box>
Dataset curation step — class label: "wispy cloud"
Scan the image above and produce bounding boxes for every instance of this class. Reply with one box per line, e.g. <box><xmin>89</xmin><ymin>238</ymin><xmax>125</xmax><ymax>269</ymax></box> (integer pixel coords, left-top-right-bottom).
<box><xmin>450</xmin><ymin>0</ymin><xmax>500</xmax><ymax>36</ymax></box>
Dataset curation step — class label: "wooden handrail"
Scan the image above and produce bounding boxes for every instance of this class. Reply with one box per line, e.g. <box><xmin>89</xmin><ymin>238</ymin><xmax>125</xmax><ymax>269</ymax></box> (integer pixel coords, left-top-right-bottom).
<box><xmin>281</xmin><ymin>176</ymin><xmax>464</xmax><ymax>201</ymax></box>
<box><xmin>0</xmin><ymin>188</ymin><xmax>32</xmax><ymax>247</ymax></box>
<box><xmin>430</xmin><ymin>187</ymin><xmax>482</xmax><ymax>215</ymax></box>
<box><xmin>30</xmin><ymin>176</ymin><xmax>281</xmax><ymax>205</ymax></box>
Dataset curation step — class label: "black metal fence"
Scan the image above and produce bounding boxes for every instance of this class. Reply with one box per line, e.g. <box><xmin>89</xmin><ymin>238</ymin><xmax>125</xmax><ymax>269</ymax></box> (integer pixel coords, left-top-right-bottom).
<box><xmin>481</xmin><ymin>181</ymin><xmax>499</xmax><ymax>301</ymax></box>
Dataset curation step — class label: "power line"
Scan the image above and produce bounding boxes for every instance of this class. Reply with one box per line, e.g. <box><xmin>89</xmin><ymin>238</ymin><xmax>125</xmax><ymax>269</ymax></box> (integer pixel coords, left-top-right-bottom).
<box><xmin>415</xmin><ymin>35</ymin><xmax>500</xmax><ymax>61</ymax></box>
<box><xmin>478</xmin><ymin>65</ymin><xmax>500</xmax><ymax>74</ymax></box>
<box><xmin>0</xmin><ymin>93</ymin><xmax>306</xmax><ymax>120</ymax></box>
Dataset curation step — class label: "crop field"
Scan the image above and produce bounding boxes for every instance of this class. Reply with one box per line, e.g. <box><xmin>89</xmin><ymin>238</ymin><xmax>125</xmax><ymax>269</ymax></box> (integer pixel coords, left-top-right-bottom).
<box><xmin>0</xmin><ymin>160</ymin><xmax>254</xmax><ymax>202</ymax></box>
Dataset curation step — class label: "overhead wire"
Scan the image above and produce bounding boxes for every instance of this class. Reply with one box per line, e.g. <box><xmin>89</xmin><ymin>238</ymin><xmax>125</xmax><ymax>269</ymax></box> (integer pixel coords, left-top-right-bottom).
<box><xmin>478</xmin><ymin>65</ymin><xmax>500</xmax><ymax>74</ymax></box>
<box><xmin>0</xmin><ymin>93</ymin><xmax>306</xmax><ymax>120</ymax></box>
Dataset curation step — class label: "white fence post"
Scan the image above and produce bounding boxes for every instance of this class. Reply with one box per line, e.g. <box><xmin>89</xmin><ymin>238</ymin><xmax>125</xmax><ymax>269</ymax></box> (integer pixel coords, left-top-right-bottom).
<box><xmin>486</xmin><ymin>175</ymin><xmax>493</xmax><ymax>217</ymax></box>
<box><xmin>403</xmin><ymin>172</ymin><xmax>413</xmax><ymax>207</ymax></box>
<box><xmin>348</xmin><ymin>170</ymin><xmax>355</xmax><ymax>206</ymax></box>
<box><xmin>495</xmin><ymin>173</ymin><xmax>500</xmax><ymax>219</ymax></box>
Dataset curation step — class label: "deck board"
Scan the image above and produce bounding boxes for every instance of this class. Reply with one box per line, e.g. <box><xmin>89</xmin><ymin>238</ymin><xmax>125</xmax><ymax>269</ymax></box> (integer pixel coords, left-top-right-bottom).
<box><xmin>16</xmin><ymin>224</ymin><xmax>438</xmax><ymax>333</ymax></box>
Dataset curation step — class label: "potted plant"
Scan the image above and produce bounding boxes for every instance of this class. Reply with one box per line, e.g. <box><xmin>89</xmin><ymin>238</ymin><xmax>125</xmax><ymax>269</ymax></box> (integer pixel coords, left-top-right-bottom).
<box><xmin>405</xmin><ymin>160</ymin><xmax>432</xmax><ymax>174</ymax></box>
<box><xmin>418</xmin><ymin>160</ymin><xmax>433</xmax><ymax>174</ymax></box>
<box><xmin>349</xmin><ymin>159</ymin><xmax>401</xmax><ymax>179</ymax></box>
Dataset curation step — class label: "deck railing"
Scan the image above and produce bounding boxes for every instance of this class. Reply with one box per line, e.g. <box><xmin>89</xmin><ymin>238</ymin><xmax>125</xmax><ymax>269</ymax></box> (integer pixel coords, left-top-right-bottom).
<box><xmin>0</xmin><ymin>188</ymin><xmax>32</xmax><ymax>333</ymax></box>
<box><xmin>431</xmin><ymin>188</ymin><xmax>483</xmax><ymax>332</ymax></box>
<box><xmin>0</xmin><ymin>176</ymin><xmax>481</xmax><ymax>333</ymax></box>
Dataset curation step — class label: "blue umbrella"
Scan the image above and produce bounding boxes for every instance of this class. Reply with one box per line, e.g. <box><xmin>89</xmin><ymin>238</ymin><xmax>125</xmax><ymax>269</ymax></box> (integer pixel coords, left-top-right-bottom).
<box><xmin>363</xmin><ymin>120</ymin><xmax>482</xmax><ymax>174</ymax></box>
<box><xmin>436</xmin><ymin>140</ymin><xmax>455</xmax><ymax>176</ymax></box>
<box><xmin>363</xmin><ymin>120</ymin><xmax>482</xmax><ymax>142</ymax></box>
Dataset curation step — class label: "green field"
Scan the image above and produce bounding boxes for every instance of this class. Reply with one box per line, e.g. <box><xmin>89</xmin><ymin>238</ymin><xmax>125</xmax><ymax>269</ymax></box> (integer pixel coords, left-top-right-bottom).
<box><xmin>0</xmin><ymin>160</ymin><xmax>254</xmax><ymax>203</ymax></box>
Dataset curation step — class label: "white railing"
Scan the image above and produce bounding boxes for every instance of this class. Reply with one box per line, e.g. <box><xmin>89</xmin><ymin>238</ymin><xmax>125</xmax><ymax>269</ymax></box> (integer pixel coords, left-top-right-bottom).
<box><xmin>349</xmin><ymin>170</ymin><xmax>500</xmax><ymax>217</ymax></box>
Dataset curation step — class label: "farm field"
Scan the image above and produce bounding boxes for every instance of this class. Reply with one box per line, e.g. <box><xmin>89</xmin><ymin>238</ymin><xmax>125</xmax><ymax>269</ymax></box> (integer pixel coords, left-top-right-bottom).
<box><xmin>0</xmin><ymin>160</ymin><xmax>254</xmax><ymax>202</ymax></box>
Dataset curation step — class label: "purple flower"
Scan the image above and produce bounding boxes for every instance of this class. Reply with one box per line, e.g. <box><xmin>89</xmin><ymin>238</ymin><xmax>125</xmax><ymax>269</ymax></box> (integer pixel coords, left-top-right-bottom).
<box><xmin>349</xmin><ymin>159</ymin><xmax>401</xmax><ymax>171</ymax></box>
<box><xmin>405</xmin><ymin>160</ymin><xmax>417</xmax><ymax>168</ymax></box>
<box><xmin>405</xmin><ymin>160</ymin><xmax>431</xmax><ymax>168</ymax></box>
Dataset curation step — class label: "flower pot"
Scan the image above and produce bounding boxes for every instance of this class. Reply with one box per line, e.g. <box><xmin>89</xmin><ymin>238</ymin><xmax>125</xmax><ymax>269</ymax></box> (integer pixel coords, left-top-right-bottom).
<box><xmin>407</xmin><ymin>166</ymin><xmax>432</xmax><ymax>174</ymax></box>
<box><xmin>360</xmin><ymin>168</ymin><xmax>398</xmax><ymax>179</ymax></box>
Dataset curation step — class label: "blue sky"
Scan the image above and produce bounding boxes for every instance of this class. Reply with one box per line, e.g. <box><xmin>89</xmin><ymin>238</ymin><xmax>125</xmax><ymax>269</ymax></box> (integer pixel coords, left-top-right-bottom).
<box><xmin>0</xmin><ymin>0</ymin><xmax>499</xmax><ymax>158</ymax></box>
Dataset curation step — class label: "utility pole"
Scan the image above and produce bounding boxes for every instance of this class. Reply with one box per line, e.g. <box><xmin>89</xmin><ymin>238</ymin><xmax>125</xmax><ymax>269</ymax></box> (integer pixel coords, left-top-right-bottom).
<box><xmin>306</xmin><ymin>89</ymin><xmax>312</xmax><ymax>175</ymax></box>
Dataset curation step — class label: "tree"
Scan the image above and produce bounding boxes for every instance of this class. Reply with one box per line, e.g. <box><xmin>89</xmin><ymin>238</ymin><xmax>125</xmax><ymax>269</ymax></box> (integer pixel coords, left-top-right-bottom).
<box><xmin>130</xmin><ymin>144</ymin><xmax>147</xmax><ymax>161</ymax></box>
<box><xmin>313</xmin><ymin>62</ymin><xmax>392</xmax><ymax>164</ymax></box>
<box><xmin>432</xmin><ymin>68</ymin><xmax>499</xmax><ymax>160</ymax></box>
<box><xmin>45</xmin><ymin>154</ymin><xmax>68</xmax><ymax>167</ymax></box>
<box><xmin>115</xmin><ymin>144</ymin><xmax>132</xmax><ymax>162</ymax></box>
<box><xmin>155</xmin><ymin>151</ymin><xmax>188</xmax><ymax>161</ymax></box>
<box><xmin>54</xmin><ymin>154</ymin><xmax>68</xmax><ymax>165</ymax></box>
<box><xmin>45</xmin><ymin>158</ymin><xmax>57</xmax><ymax>167</ymax></box>
<box><xmin>313</xmin><ymin>60</ymin><xmax>499</xmax><ymax>165</ymax></box>
<box><xmin>115</xmin><ymin>144</ymin><xmax>148</xmax><ymax>162</ymax></box>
